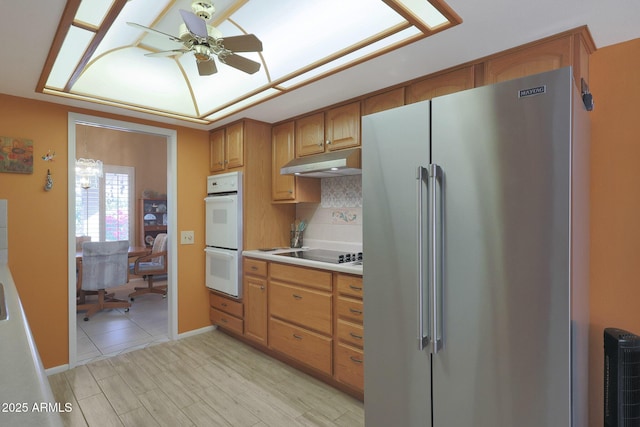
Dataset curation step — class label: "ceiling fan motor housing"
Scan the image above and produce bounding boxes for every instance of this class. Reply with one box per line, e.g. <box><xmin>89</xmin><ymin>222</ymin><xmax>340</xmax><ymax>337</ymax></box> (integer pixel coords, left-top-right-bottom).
<box><xmin>192</xmin><ymin>1</ymin><xmax>214</xmax><ymax>20</ymax></box>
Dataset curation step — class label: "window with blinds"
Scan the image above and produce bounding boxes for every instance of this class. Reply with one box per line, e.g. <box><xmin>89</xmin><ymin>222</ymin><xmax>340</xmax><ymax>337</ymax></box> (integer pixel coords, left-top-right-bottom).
<box><xmin>76</xmin><ymin>165</ymin><xmax>135</xmax><ymax>243</ymax></box>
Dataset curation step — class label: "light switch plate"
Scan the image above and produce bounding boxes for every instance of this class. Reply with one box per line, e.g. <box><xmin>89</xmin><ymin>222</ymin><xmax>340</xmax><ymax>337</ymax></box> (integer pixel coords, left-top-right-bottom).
<box><xmin>180</xmin><ymin>230</ymin><xmax>194</xmax><ymax>245</ymax></box>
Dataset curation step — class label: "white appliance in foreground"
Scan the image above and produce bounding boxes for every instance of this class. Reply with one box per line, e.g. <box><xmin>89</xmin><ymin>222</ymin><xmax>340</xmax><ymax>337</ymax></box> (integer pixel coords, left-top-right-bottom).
<box><xmin>362</xmin><ymin>68</ymin><xmax>590</xmax><ymax>427</ymax></box>
<box><xmin>204</xmin><ymin>172</ymin><xmax>242</xmax><ymax>297</ymax></box>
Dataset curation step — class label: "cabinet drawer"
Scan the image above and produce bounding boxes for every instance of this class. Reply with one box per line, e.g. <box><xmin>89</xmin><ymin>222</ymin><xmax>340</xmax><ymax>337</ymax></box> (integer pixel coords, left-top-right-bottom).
<box><xmin>335</xmin><ymin>343</ymin><xmax>364</xmax><ymax>391</ymax></box>
<box><xmin>210</xmin><ymin>308</ymin><xmax>243</xmax><ymax>335</ymax></box>
<box><xmin>270</xmin><ymin>282</ymin><xmax>332</xmax><ymax>335</ymax></box>
<box><xmin>210</xmin><ymin>293</ymin><xmax>243</xmax><ymax>318</ymax></box>
<box><xmin>270</xmin><ymin>263</ymin><xmax>332</xmax><ymax>291</ymax></box>
<box><xmin>269</xmin><ymin>318</ymin><xmax>332</xmax><ymax>375</ymax></box>
<box><xmin>337</xmin><ymin>319</ymin><xmax>364</xmax><ymax>348</ymax></box>
<box><xmin>337</xmin><ymin>296</ymin><xmax>363</xmax><ymax>323</ymax></box>
<box><xmin>336</xmin><ymin>274</ymin><xmax>363</xmax><ymax>299</ymax></box>
<box><xmin>244</xmin><ymin>258</ymin><xmax>267</xmax><ymax>277</ymax></box>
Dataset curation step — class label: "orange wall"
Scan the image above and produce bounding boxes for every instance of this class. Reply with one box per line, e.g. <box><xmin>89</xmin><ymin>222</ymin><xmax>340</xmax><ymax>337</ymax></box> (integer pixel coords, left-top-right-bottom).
<box><xmin>588</xmin><ymin>38</ymin><xmax>640</xmax><ymax>426</ymax></box>
<box><xmin>0</xmin><ymin>95</ymin><xmax>210</xmax><ymax>368</ymax></box>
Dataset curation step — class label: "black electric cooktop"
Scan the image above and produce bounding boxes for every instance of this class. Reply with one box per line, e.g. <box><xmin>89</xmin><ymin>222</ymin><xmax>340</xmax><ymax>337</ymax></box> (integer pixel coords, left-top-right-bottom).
<box><xmin>276</xmin><ymin>249</ymin><xmax>362</xmax><ymax>264</ymax></box>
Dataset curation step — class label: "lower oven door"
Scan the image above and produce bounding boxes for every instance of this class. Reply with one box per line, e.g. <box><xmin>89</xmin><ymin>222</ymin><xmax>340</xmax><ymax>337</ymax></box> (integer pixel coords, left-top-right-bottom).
<box><xmin>204</xmin><ymin>247</ymin><xmax>240</xmax><ymax>297</ymax></box>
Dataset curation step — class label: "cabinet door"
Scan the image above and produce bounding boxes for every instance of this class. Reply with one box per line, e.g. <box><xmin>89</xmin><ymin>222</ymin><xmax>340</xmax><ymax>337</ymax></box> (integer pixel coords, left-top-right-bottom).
<box><xmin>225</xmin><ymin>122</ymin><xmax>244</xmax><ymax>169</ymax></box>
<box><xmin>209</xmin><ymin>129</ymin><xmax>225</xmax><ymax>172</ymax></box>
<box><xmin>363</xmin><ymin>87</ymin><xmax>405</xmax><ymax>115</ymax></box>
<box><xmin>272</xmin><ymin>122</ymin><xmax>296</xmax><ymax>201</ymax></box>
<box><xmin>406</xmin><ymin>66</ymin><xmax>475</xmax><ymax>104</ymax></box>
<box><xmin>244</xmin><ymin>275</ymin><xmax>268</xmax><ymax>345</ymax></box>
<box><xmin>296</xmin><ymin>112</ymin><xmax>325</xmax><ymax>157</ymax></box>
<box><xmin>325</xmin><ymin>102</ymin><xmax>360</xmax><ymax>151</ymax></box>
<box><xmin>483</xmin><ymin>36</ymin><xmax>571</xmax><ymax>85</ymax></box>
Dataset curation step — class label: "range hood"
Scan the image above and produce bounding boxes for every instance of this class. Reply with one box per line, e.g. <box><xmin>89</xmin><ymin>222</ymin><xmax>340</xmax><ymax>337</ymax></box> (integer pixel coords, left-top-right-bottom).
<box><xmin>280</xmin><ymin>148</ymin><xmax>361</xmax><ymax>178</ymax></box>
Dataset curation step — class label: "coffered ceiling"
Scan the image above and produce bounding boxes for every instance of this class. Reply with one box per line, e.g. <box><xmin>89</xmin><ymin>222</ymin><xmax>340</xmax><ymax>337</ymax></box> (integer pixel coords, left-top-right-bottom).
<box><xmin>1</xmin><ymin>0</ymin><xmax>640</xmax><ymax>130</ymax></box>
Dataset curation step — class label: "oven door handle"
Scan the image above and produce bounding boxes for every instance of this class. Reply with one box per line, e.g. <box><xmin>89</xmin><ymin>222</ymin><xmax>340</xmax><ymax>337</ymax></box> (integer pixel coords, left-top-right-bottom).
<box><xmin>205</xmin><ymin>196</ymin><xmax>236</xmax><ymax>204</ymax></box>
<box><xmin>204</xmin><ymin>248</ymin><xmax>236</xmax><ymax>259</ymax></box>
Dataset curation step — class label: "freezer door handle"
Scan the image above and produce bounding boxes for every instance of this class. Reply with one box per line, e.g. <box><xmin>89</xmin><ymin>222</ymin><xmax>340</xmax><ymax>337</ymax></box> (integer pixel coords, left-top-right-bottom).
<box><xmin>428</xmin><ymin>163</ymin><xmax>443</xmax><ymax>354</ymax></box>
<box><xmin>417</xmin><ymin>166</ymin><xmax>430</xmax><ymax>350</ymax></box>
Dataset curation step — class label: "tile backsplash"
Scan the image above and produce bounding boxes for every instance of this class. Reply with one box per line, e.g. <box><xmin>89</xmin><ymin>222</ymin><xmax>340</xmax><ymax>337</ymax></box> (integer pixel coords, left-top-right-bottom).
<box><xmin>296</xmin><ymin>176</ymin><xmax>362</xmax><ymax>250</ymax></box>
<box><xmin>0</xmin><ymin>199</ymin><xmax>7</xmax><ymax>263</ymax></box>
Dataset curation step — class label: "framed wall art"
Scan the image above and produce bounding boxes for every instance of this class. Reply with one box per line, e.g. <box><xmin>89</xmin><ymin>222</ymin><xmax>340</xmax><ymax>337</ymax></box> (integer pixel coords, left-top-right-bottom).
<box><xmin>0</xmin><ymin>136</ymin><xmax>34</xmax><ymax>174</ymax></box>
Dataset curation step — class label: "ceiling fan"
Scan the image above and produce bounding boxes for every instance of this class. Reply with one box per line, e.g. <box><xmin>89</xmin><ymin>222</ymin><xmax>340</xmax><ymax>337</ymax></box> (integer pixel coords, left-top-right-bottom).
<box><xmin>127</xmin><ymin>0</ymin><xmax>263</xmax><ymax>76</ymax></box>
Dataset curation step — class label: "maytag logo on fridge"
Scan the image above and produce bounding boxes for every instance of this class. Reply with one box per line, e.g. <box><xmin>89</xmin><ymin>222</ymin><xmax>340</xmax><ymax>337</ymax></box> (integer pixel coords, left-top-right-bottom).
<box><xmin>518</xmin><ymin>85</ymin><xmax>547</xmax><ymax>98</ymax></box>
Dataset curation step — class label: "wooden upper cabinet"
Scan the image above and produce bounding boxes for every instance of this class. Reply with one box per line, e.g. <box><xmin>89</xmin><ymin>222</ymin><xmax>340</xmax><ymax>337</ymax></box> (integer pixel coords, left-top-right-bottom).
<box><xmin>225</xmin><ymin>122</ymin><xmax>244</xmax><ymax>169</ymax></box>
<box><xmin>325</xmin><ymin>102</ymin><xmax>360</xmax><ymax>151</ymax></box>
<box><xmin>209</xmin><ymin>122</ymin><xmax>244</xmax><ymax>173</ymax></box>
<box><xmin>482</xmin><ymin>29</ymin><xmax>595</xmax><ymax>88</ymax></box>
<box><xmin>406</xmin><ymin>66</ymin><xmax>475</xmax><ymax>104</ymax></box>
<box><xmin>209</xmin><ymin>128</ymin><xmax>225</xmax><ymax>172</ymax></box>
<box><xmin>272</xmin><ymin>122</ymin><xmax>296</xmax><ymax>201</ymax></box>
<box><xmin>296</xmin><ymin>112</ymin><xmax>325</xmax><ymax>157</ymax></box>
<box><xmin>363</xmin><ymin>88</ymin><xmax>405</xmax><ymax>115</ymax></box>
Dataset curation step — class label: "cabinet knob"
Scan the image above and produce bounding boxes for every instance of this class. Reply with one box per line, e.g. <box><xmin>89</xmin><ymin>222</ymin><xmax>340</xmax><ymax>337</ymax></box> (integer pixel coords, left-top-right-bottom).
<box><xmin>318</xmin><ymin>141</ymin><xmax>323</xmax><ymax>147</ymax></box>
<box><xmin>260</xmin><ymin>286</ymin><xmax>265</xmax><ymax>291</ymax></box>
<box><xmin>326</xmin><ymin>140</ymin><xmax>332</xmax><ymax>145</ymax></box>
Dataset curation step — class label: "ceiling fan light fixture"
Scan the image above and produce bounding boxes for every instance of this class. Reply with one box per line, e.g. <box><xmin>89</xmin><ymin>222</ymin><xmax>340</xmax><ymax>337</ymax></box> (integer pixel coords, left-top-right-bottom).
<box><xmin>192</xmin><ymin>1</ymin><xmax>214</xmax><ymax>21</ymax></box>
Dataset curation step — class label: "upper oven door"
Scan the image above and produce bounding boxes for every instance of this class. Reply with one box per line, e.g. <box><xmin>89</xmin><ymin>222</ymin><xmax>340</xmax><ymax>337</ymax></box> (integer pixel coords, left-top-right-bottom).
<box><xmin>205</xmin><ymin>194</ymin><xmax>239</xmax><ymax>249</ymax></box>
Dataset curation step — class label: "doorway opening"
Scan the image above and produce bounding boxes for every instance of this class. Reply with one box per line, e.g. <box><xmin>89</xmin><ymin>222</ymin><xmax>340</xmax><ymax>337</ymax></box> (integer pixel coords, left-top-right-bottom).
<box><xmin>67</xmin><ymin>113</ymin><xmax>178</xmax><ymax>368</ymax></box>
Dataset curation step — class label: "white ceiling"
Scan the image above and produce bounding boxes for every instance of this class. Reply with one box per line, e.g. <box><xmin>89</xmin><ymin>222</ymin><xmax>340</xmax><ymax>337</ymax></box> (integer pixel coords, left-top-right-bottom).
<box><xmin>2</xmin><ymin>0</ymin><xmax>639</xmax><ymax>131</ymax></box>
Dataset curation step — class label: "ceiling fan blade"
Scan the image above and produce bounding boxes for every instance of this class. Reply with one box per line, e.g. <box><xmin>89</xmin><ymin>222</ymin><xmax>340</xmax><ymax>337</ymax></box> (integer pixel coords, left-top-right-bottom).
<box><xmin>127</xmin><ymin>22</ymin><xmax>183</xmax><ymax>44</ymax></box>
<box><xmin>220</xmin><ymin>34</ymin><xmax>263</xmax><ymax>52</ymax></box>
<box><xmin>145</xmin><ymin>49</ymin><xmax>189</xmax><ymax>57</ymax></box>
<box><xmin>219</xmin><ymin>53</ymin><xmax>261</xmax><ymax>74</ymax></box>
<box><xmin>197</xmin><ymin>58</ymin><xmax>218</xmax><ymax>76</ymax></box>
<box><xmin>179</xmin><ymin>9</ymin><xmax>208</xmax><ymax>40</ymax></box>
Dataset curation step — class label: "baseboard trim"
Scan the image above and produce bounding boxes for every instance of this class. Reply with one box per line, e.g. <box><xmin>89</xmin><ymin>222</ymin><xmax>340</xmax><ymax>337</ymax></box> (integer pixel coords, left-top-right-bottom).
<box><xmin>46</xmin><ymin>364</ymin><xmax>70</xmax><ymax>376</ymax></box>
<box><xmin>177</xmin><ymin>325</ymin><xmax>216</xmax><ymax>339</ymax></box>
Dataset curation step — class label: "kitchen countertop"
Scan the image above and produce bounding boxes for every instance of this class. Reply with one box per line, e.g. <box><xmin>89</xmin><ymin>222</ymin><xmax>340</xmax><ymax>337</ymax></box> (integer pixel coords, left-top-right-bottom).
<box><xmin>0</xmin><ymin>264</ymin><xmax>63</xmax><ymax>427</ymax></box>
<box><xmin>243</xmin><ymin>248</ymin><xmax>363</xmax><ymax>276</ymax></box>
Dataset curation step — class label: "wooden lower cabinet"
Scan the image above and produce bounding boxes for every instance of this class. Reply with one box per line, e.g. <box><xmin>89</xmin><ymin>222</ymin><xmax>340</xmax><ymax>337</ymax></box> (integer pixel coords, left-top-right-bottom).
<box><xmin>209</xmin><ymin>293</ymin><xmax>243</xmax><ymax>335</ymax></box>
<box><xmin>269</xmin><ymin>317</ymin><xmax>332</xmax><ymax>375</ymax></box>
<box><xmin>334</xmin><ymin>274</ymin><xmax>364</xmax><ymax>392</ymax></box>
<box><xmin>335</xmin><ymin>343</ymin><xmax>364</xmax><ymax>391</ymax></box>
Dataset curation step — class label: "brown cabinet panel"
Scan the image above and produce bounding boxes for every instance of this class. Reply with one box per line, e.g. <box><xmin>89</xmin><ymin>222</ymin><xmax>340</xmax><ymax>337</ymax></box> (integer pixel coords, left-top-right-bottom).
<box><xmin>336</xmin><ymin>296</ymin><xmax>363</xmax><ymax>324</ymax></box>
<box><xmin>244</xmin><ymin>275</ymin><xmax>268</xmax><ymax>345</ymax></box>
<box><xmin>335</xmin><ymin>343</ymin><xmax>363</xmax><ymax>390</ymax></box>
<box><xmin>296</xmin><ymin>112</ymin><xmax>325</xmax><ymax>157</ymax></box>
<box><xmin>270</xmin><ymin>281</ymin><xmax>332</xmax><ymax>335</ymax></box>
<box><xmin>209</xmin><ymin>293</ymin><xmax>243</xmax><ymax>318</ymax></box>
<box><xmin>270</xmin><ymin>263</ymin><xmax>332</xmax><ymax>291</ymax></box>
<box><xmin>325</xmin><ymin>102</ymin><xmax>360</xmax><ymax>151</ymax></box>
<box><xmin>336</xmin><ymin>274</ymin><xmax>363</xmax><ymax>299</ymax></box>
<box><xmin>483</xmin><ymin>36</ymin><xmax>571</xmax><ymax>85</ymax></box>
<box><xmin>406</xmin><ymin>66</ymin><xmax>475</xmax><ymax>104</ymax></box>
<box><xmin>337</xmin><ymin>319</ymin><xmax>364</xmax><ymax>348</ymax></box>
<box><xmin>210</xmin><ymin>308</ymin><xmax>243</xmax><ymax>335</ymax></box>
<box><xmin>209</xmin><ymin>128</ymin><xmax>225</xmax><ymax>172</ymax></box>
<box><xmin>269</xmin><ymin>317</ymin><xmax>332</xmax><ymax>375</ymax></box>
<box><xmin>363</xmin><ymin>87</ymin><xmax>405</xmax><ymax>115</ymax></box>
<box><xmin>225</xmin><ymin>122</ymin><xmax>244</xmax><ymax>169</ymax></box>
<box><xmin>243</xmin><ymin>257</ymin><xmax>267</xmax><ymax>277</ymax></box>
<box><xmin>272</xmin><ymin>121</ymin><xmax>296</xmax><ymax>200</ymax></box>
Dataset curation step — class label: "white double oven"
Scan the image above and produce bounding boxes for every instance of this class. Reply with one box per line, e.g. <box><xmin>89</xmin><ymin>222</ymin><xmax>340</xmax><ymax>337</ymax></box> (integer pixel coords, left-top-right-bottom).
<box><xmin>204</xmin><ymin>172</ymin><xmax>242</xmax><ymax>297</ymax></box>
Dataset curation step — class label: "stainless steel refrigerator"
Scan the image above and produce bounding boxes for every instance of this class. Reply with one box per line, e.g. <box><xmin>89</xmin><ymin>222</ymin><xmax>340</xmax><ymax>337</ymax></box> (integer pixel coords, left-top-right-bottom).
<box><xmin>362</xmin><ymin>67</ymin><xmax>590</xmax><ymax>427</ymax></box>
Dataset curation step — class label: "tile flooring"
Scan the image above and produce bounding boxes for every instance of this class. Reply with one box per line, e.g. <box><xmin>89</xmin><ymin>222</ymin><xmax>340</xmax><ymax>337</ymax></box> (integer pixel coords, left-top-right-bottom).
<box><xmin>76</xmin><ymin>279</ymin><xmax>169</xmax><ymax>365</ymax></box>
<box><xmin>49</xmin><ymin>329</ymin><xmax>364</xmax><ymax>426</ymax></box>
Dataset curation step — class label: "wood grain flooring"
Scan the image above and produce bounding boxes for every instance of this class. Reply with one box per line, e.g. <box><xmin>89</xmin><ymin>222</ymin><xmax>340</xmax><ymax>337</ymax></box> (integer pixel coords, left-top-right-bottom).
<box><xmin>49</xmin><ymin>329</ymin><xmax>364</xmax><ymax>426</ymax></box>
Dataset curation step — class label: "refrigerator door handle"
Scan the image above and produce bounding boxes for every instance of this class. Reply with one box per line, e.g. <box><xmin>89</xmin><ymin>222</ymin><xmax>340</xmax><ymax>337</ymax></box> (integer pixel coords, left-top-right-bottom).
<box><xmin>417</xmin><ymin>166</ymin><xmax>430</xmax><ymax>351</ymax></box>
<box><xmin>428</xmin><ymin>163</ymin><xmax>443</xmax><ymax>354</ymax></box>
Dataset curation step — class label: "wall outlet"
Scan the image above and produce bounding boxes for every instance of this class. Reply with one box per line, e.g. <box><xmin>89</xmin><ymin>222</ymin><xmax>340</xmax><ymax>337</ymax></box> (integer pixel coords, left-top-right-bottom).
<box><xmin>180</xmin><ymin>230</ymin><xmax>195</xmax><ymax>245</ymax></box>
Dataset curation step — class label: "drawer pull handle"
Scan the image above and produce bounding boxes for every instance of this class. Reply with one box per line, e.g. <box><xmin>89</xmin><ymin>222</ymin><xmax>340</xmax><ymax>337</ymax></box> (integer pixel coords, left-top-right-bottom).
<box><xmin>292</xmin><ymin>294</ymin><xmax>303</xmax><ymax>300</ymax></box>
<box><xmin>349</xmin><ymin>308</ymin><xmax>363</xmax><ymax>315</ymax></box>
<box><xmin>349</xmin><ymin>285</ymin><xmax>362</xmax><ymax>291</ymax></box>
<box><xmin>350</xmin><ymin>356</ymin><xmax>363</xmax><ymax>364</ymax></box>
<box><xmin>220</xmin><ymin>318</ymin><xmax>228</xmax><ymax>323</ymax></box>
<box><xmin>251</xmin><ymin>266</ymin><xmax>258</xmax><ymax>271</ymax></box>
<box><xmin>221</xmin><ymin>303</ymin><xmax>228</xmax><ymax>307</ymax></box>
<box><xmin>350</xmin><ymin>332</ymin><xmax>363</xmax><ymax>340</ymax></box>
<box><xmin>293</xmin><ymin>334</ymin><xmax>303</xmax><ymax>340</ymax></box>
